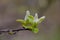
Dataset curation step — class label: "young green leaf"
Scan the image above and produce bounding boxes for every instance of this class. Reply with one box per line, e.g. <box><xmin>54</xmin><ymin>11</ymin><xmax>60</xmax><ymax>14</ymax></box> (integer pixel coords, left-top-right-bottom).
<box><xmin>32</xmin><ymin>28</ymin><xmax>39</xmax><ymax>33</ymax></box>
<box><xmin>16</xmin><ymin>19</ymin><xmax>24</xmax><ymax>23</ymax></box>
<box><xmin>23</xmin><ymin>25</ymin><xmax>33</xmax><ymax>29</ymax></box>
<box><xmin>38</xmin><ymin>16</ymin><xmax>45</xmax><ymax>23</ymax></box>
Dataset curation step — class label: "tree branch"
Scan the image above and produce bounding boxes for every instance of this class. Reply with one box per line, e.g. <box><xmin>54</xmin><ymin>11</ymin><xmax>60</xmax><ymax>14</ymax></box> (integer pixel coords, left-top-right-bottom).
<box><xmin>0</xmin><ymin>27</ymin><xmax>31</xmax><ymax>35</ymax></box>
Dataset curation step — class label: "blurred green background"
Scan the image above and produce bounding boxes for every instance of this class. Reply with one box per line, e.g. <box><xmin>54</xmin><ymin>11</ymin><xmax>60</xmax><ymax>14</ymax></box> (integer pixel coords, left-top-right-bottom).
<box><xmin>0</xmin><ymin>0</ymin><xmax>60</xmax><ymax>40</ymax></box>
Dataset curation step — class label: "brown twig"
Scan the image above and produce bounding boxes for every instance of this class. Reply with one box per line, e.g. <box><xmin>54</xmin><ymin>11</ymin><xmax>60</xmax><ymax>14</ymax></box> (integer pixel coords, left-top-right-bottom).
<box><xmin>0</xmin><ymin>27</ymin><xmax>31</xmax><ymax>35</ymax></box>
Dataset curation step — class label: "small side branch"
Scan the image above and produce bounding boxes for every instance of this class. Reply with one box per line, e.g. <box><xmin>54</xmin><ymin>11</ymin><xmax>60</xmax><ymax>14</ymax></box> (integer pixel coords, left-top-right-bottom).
<box><xmin>0</xmin><ymin>28</ymin><xmax>31</xmax><ymax>35</ymax></box>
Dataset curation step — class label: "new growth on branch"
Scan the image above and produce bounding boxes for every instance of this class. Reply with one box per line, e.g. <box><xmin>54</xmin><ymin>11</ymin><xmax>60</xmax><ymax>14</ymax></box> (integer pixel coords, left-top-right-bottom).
<box><xmin>0</xmin><ymin>10</ymin><xmax>45</xmax><ymax>35</ymax></box>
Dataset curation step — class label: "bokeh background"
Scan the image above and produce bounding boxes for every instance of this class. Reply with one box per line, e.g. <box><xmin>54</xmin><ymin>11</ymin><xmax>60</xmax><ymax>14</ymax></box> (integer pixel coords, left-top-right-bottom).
<box><xmin>0</xmin><ymin>0</ymin><xmax>60</xmax><ymax>40</ymax></box>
